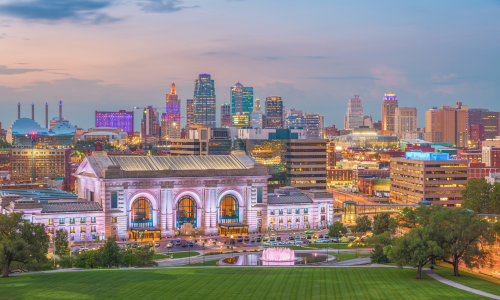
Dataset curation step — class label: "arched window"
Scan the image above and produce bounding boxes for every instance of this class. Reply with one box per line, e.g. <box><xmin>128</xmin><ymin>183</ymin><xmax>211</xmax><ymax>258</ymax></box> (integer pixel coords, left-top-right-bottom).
<box><xmin>131</xmin><ymin>197</ymin><xmax>153</xmax><ymax>228</ymax></box>
<box><xmin>176</xmin><ymin>196</ymin><xmax>197</xmax><ymax>228</ymax></box>
<box><xmin>219</xmin><ymin>194</ymin><xmax>239</xmax><ymax>224</ymax></box>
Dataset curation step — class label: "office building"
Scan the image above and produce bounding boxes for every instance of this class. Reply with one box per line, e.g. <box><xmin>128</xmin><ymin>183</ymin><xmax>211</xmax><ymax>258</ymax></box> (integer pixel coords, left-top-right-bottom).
<box><xmin>141</xmin><ymin>106</ymin><xmax>160</xmax><ymax>143</ymax></box>
<box><xmin>186</xmin><ymin>99</ymin><xmax>194</xmax><ymax>132</ymax></box>
<box><xmin>220</xmin><ymin>103</ymin><xmax>231</xmax><ymax>127</ymax></box>
<box><xmin>468</xmin><ymin>109</ymin><xmax>499</xmax><ymax>140</ymax></box>
<box><xmin>344</xmin><ymin>95</ymin><xmax>364</xmax><ymax>130</ymax></box>
<box><xmin>265</xmin><ymin>96</ymin><xmax>283</xmax><ymax>129</ymax></box>
<box><xmin>468</xmin><ymin>124</ymin><xmax>484</xmax><ymax>150</ymax></box>
<box><xmin>482</xmin><ymin>146</ymin><xmax>500</xmax><ymax>167</ymax></box>
<box><xmin>95</xmin><ymin>110</ymin><xmax>134</xmax><ymax>134</ymax></box>
<box><xmin>382</xmin><ymin>93</ymin><xmax>398</xmax><ymax>131</ymax></box>
<box><xmin>250</xmin><ymin>98</ymin><xmax>264</xmax><ymax>129</ymax></box>
<box><xmin>285</xmin><ymin>108</ymin><xmax>305</xmax><ymax>129</ymax></box>
<box><xmin>161</xmin><ymin>83</ymin><xmax>181</xmax><ymax>140</ymax></box>
<box><xmin>305</xmin><ymin>113</ymin><xmax>321</xmax><ymax>139</ymax></box>
<box><xmin>193</xmin><ymin>73</ymin><xmax>216</xmax><ymax>128</ymax></box>
<box><xmin>319</xmin><ymin>116</ymin><xmax>325</xmax><ymax>139</ymax></box>
<box><xmin>231</xmin><ymin>82</ymin><xmax>253</xmax><ymax>117</ymax></box>
<box><xmin>170</xmin><ymin>128</ymin><xmax>233</xmax><ymax>156</ymax></box>
<box><xmin>238</xmin><ymin>128</ymin><xmax>306</xmax><ymax>140</ymax></box>
<box><xmin>333</xmin><ymin>127</ymin><xmax>399</xmax><ymax>150</ymax></box>
<box><xmin>394</xmin><ymin>107</ymin><xmax>418</xmax><ymax>139</ymax></box>
<box><xmin>231</xmin><ymin>113</ymin><xmax>250</xmax><ymax>129</ymax></box>
<box><xmin>425</xmin><ymin>102</ymin><xmax>469</xmax><ymax>147</ymax></box>
<box><xmin>390</xmin><ymin>152</ymin><xmax>468</xmax><ymax>206</ymax></box>
<box><xmin>363</xmin><ymin>115</ymin><xmax>373</xmax><ymax>128</ymax></box>
<box><xmin>10</xmin><ymin>148</ymin><xmax>71</xmax><ymax>190</ymax></box>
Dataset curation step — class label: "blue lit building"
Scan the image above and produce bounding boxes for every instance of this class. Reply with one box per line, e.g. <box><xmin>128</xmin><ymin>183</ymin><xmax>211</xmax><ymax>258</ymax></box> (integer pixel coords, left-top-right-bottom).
<box><xmin>6</xmin><ymin>118</ymin><xmax>75</xmax><ymax>148</ymax></box>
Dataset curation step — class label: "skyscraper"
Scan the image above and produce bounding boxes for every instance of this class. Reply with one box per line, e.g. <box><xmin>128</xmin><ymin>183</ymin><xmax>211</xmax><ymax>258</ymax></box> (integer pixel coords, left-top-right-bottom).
<box><xmin>394</xmin><ymin>107</ymin><xmax>418</xmax><ymax>139</ymax></box>
<box><xmin>186</xmin><ymin>99</ymin><xmax>194</xmax><ymax>132</ymax></box>
<box><xmin>265</xmin><ymin>96</ymin><xmax>283</xmax><ymax>129</ymax></box>
<box><xmin>162</xmin><ymin>83</ymin><xmax>181</xmax><ymax>140</ymax></box>
<box><xmin>250</xmin><ymin>98</ymin><xmax>263</xmax><ymax>129</ymax></box>
<box><xmin>285</xmin><ymin>108</ymin><xmax>305</xmax><ymax>129</ymax></box>
<box><xmin>344</xmin><ymin>95</ymin><xmax>364</xmax><ymax>130</ymax></box>
<box><xmin>193</xmin><ymin>73</ymin><xmax>216</xmax><ymax>128</ymax></box>
<box><xmin>220</xmin><ymin>102</ymin><xmax>231</xmax><ymax>127</ymax></box>
<box><xmin>141</xmin><ymin>106</ymin><xmax>160</xmax><ymax>143</ymax></box>
<box><xmin>382</xmin><ymin>93</ymin><xmax>398</xmax><ymax>131</ymax></box>
<box><xmin>468</xmin><ymin>109</ymin><xmax>499</xmax><ymax>140</ymax></box>
<box><xmin>231</xmin><ymin>81</ymin><xmax>254</xmax><ymax>117</ymax></box>
<box><xmin>425</xmin><ymin>102</ymin><xmax>469</xmax><ymax>147</ymax></box>
<box><xmin>305</xmin><ymin>113</ymin><xmax>321</xmax><ymax>139</ymax></box>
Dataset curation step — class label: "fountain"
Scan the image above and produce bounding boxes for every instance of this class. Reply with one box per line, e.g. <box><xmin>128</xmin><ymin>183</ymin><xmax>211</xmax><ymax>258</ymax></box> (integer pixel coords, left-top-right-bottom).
<box><xmin>261</xmin><ymin>247</ymin><xmax>296</xmax><ymax>262</ymax></box>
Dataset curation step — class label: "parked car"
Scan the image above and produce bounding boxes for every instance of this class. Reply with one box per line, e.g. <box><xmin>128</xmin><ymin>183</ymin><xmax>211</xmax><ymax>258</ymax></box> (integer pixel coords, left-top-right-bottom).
<box><xmin>167</xmin><ymin>242</ymin><xmax>173</xmax><ymax>248</ymax></box>
<box><xmin>325</xmin><ymin>234</ymin><xmax>329</xmax><ymax>238</ymax></box>
<box><xmin>307</xmin><ymin>235</ymin><xmax>312</xmax><ymax>240</ymax></box>
<box><xmin>132</xmin><ymin>243</ymin><xmax>138</xmax><ymax>248</ymax></box>
<box><xmin>319</xmin><ymin>234</ymin><xmax>323</xmax><ymax>239</ymax></box>
<box><xmin>276</xmin><ymin>236</ymin><xmax>282</xmax><ymax>241</ymax></box>
<box><xmin>176</xmin><ymin>240</ymin><xmax>182</xmax><ymax>246</ymax></box>
<box><xmin>155</xmin><ymin>242</ymin><xmax>160</xmax><ymax>248</ymax></box>
<box><xmin>305</xmin><ymin>230</ymin><xmax>314</xmax><ymax>234</ymax></box>
<box><xmin>189</xmin><ymin>242</ymin><xmax>194</xmax><ymax>247</ymax></box>
<box><xmin>251</xmin><ymin>236</ymin><xmax>255</xmax><ymax>242</ymax></box>
<box><xmin>270</xmin><ymin>237</ymin><xmax>275</xmax><ymax>242</ymax></box>
<box><xmin>263</xmin><ymin>235</ymin><xmax>270</xmax><ymax>241</ymax></box>
<box><xmin>289</xmin><ymin>234</ymin><xmax>294</xmax><ymax>240</ymax></box>
<box><xmin>237</xmin><ymin>236</ymin><xmax>243</xmax><ymax>242</ymax></box>
<box><xmin>182</xmin><ymin>243</ymin><xmax>188</xmax><ymax>247</ymax></box>
<box><xmin>73</xmin><ymin>249</ymin><xmax>80</xmax><ymax>255</ymax></box>
<box><xmin>244</xmin><ymin>236</ymin><xmax>249</xmax><ymax>242</ymax></box>
<box><xmin>301</xmin><ymin>235</ymin><xmax>306</xmax><ymax>239</ymax></box>
<box><xmin>330</xmin><ymin>238</ymin><xmax>340</xmax><ymax>243</ymax></box>
<box><xmin>263</xmin><ymin>242</ymin><xmax>271</xmax><ymax>246</ymax></box>
<box><xmin>256</xmin><ymin>236</ymin><xmax>262</xmax><ymax>242</ymax></box>
<box><xmin>126</xmin><ymin>243</ymin><xmax>130</xmax><ymax>247</ymax></box>
<box><xmin>294</xmin><ymin>240</ymin><xmax>304</xmax><ymax>245</ymax></box>
<box><xmin>301</xmin><ymin>239</ymin><xmax>311</xmax><ymax>244</ymax></box>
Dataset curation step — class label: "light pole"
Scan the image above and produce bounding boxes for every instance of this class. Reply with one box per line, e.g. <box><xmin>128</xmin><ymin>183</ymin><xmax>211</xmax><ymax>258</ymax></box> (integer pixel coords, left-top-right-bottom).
<box><xmin>50</xmin><ymin>234</ymin><xmax>55</xmax><ymax>268</ymax></box>
<box><xmin>338</xmin><ymin>231</ymin><xmax>341</xmax><ymax>254</ymax></box>
<box><xmin>203</xmin><ymin>245</ymin><xmax>205</xmax><ymax>266</ymax></box>
<box><xmin>230</xmin><ymin>235</ymin><xmax>234</xmax><ymax>259</ymax></box>
<box><xmin>188</xmin><ymin>236</ymin><xmax>191</xmax><ymax>265</ymax></box>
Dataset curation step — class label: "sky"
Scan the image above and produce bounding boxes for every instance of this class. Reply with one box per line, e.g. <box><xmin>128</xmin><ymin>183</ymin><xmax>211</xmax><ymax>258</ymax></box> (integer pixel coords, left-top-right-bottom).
<box><xmin>1</xmin><ymin>0</ymin><xmax>499</xmax><ymax>130</ymax></box>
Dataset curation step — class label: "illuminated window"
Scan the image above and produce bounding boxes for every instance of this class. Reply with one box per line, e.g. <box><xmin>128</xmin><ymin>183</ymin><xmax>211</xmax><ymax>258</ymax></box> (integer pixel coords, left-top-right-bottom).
<box><xmin>91</xmin><ymin>217</ymin><xmax>96</xmax><ymax>223</ymax></box>
<box><xmin>279</xmin><ymin>209</ymin><xmax>283</xmax><ymax>215</ymax></box>
<box><xmin>59</xmin><ymin>218</ymin><xmax>65</xmax><ymax>224</ymax></box>
<box><xmin>219</xmin><ymin>194</ymin><xmax>239</xmax><ymax>223</ymax></box>
<box><xmin>48</xmin><ymin>218</ymin><xmax>54</xmax><ymax>225</ymax></box>
<box><xmin>304</xmin><ymin>216</ymin><xmax>309</xmax><ymax>222</ymax></box>
<box><xmin>91</xmin><ymin>226</ymin><xmax>96</xmax><ymax>232</ymax></box>
<box><xmin>70</xmin><ymin>227</ymin><xmax>75</xmax><ymax>233</ymax></box>
<box><xmin>112</xmin><ymin>217</ymin><xmax>117</xmax><ymax>223</ymax></box>
<box><xmin>80</xmin><ymin>217</ymin><xmax>86</xmax><ymax>223</ymax></box>
<box><xmin>304</xmin><ymin>208</ymin><xmax>308</xmax><ymax>214</ymax></box>
<box><xmin>70</xmin><ymin>218</ymin><xmax>75</xmax><ymax>224</ymax></box>
<box><xmin>257</xmin><ymin>211</ymin><xmax>262</xmax><ymax>216</ymax></box>
<box><xmin>80</xmin><ymin>226</ymin><xmax>86</xmax><ymax>233</ymax></box>
<box><xmin>176</xmin><ymin>195</ymin><xmax>197</xmax><ymax>228</ymax></box>
<box><xmin>131</xmin><ymin>197</ymin><xmax>152</xmax><ymax>227</ymax></box>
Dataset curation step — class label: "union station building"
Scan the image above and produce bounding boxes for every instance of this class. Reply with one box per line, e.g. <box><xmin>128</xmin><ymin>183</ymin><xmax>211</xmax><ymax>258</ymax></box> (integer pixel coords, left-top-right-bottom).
<box><xmin>1</xmin><ymin>153</ymin><xmax>336</xmax><ymax>241</ymax></box>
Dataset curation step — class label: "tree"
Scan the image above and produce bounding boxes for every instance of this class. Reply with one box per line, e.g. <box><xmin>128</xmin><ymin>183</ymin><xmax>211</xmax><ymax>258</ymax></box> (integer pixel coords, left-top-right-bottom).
<box><xmin>101</xmin><ymin>238</ymin><xmax>122</xmax><ymax>268</ymax></box>
<box><xmin>134</xmin><ymin>248</ymin><xmax>158</xmax><ymax>267</ymax></box>
<box><xmin>0</xmin><ymin>212</ymin><xmax>49</xmax><ymax>277</ymax></box>
<box><xmin>351</xmin><ymin>216</ymin><xmax>372</xmax><ymax>233</ymax></box>
<box><xmin>366</xmin><ymin>231</ymin><xmax>392</xmax><ymax>247</ymax></box>
<box><xmin>391</xmin><ymin>227</ymin><xmax>444</xmax><ymax>279</ymax></box>
<box><xmin>54</xmin><ymin>228</ymin><xmax>70</xmax><ymax>256</ymax></box>
<box><xmin>328</xmin><ymin>221</ymin><xmax>348</xmax><ymax>240</ymax></box>
<box><xmin>373</xmin><ymin>213</ymin><xmax>390</xmax><ymax>234</ymax></box>
<box><xmin>493</xmin><ymin>222</ymin><xmax>500</xmax><ymax>236</ymax></box>
<box><xmin>461</xmin><ymin>178</ymin><xmax>500</xmax><ymax>214</ymax></box>
<box><xmin>430</xmin><ymin>208</ymin><xmax>494</xmax><ymax>276</ymax></box>
<box><xmin>370</xmin><ymin>244</ymin><xmax>389</xmax><ymax>263</ymax></box>
<box><xmin>123</xmin><ymin>254</ymin><xmax>138</xmax><ymax>267</ymax></box>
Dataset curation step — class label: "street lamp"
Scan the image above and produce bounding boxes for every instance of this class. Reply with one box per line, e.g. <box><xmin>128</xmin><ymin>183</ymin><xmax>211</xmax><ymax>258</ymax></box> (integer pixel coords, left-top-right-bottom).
<box><xmin>49</xmin><ymin>233</ymin><xmax>55</xmax><ymax>267</ymax></box>
<box><xmin>188</xmin><ymin>236</ymin><xmax>191</xmax><ymax>265</ymax></box>
<box><xmin>230</xmin><ymin>235</ymin><xmax>234</xmax><ymax>259</ymax></box>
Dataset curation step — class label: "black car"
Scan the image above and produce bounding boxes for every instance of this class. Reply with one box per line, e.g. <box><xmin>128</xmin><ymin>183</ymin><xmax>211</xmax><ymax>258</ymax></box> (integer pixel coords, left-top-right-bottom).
<box><xmin>256</xmin><ymin>237</ymin><xmax>261</xmax><ymax>242</ymax></box>
<box><xmin>237</xmin><ymin>236</ymin><xmax>243</xmax><ymax>242</ymax></box>
<box><xmin>270</xmin><ymin>237</ymin><xmax>275</xmax><ymax>242</ymax></box>
<box><xmin>182</xmin><ymin>243</ymin><xmax>188</xmax><ymax>247</ymax></box>
<box><xmin>289</xmin><ymin>235</ymin><xmax>294</xmax><ymax>240</ymax></box>
<box><xmin>276</xmin><ymin>236</ymin><xmax>282</xmax><ymax>241</ymax></box>
<box><xmin>244</xmin><ymin>236</ymin><xmax>249</xmax><ymax>242</ymax></box>
<box><xmin>189</xmin><ymin>242</ymin><xmax>194</xmax><ymax>247</ymax></box>
<box><xmin>319</xmin><ymin>234</ymin><xmax>323</xmax><ymax>239</ymax></box>
<box><xmin>176</xmin><ymin>240</ymin><xmax>181</xmax><ymax>246</ymax></box>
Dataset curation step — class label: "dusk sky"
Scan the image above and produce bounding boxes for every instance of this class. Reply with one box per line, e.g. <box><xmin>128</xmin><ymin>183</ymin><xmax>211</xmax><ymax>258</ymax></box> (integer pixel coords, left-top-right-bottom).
<box><xmin>1</xmin><ymin>0</ymin><xmax>499</xmax><ymax>130</ymax></box>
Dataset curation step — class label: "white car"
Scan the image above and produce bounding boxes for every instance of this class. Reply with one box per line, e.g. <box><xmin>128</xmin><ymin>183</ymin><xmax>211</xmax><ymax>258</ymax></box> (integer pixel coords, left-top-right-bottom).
<box><xmin>263</xmin><ymin>242</ymin><xmax>272</xmax><ymax>246</ymax></box>
<box><xmin>166</xmin><ymin>242</ymin><xmax>173</xmax><ymax>248</ymax></box>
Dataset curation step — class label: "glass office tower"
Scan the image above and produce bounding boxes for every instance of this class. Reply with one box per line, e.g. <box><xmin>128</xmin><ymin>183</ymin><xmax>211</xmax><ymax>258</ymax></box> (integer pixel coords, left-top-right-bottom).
<box><xmin>193</xmin><ymin>73</ymin><xmax>216</xmax><ymax>128</ymax></box>
<box><xmin>231</xmin><ymin>82</ymin><xmax>253</xmax><ymax>117</ymax></box>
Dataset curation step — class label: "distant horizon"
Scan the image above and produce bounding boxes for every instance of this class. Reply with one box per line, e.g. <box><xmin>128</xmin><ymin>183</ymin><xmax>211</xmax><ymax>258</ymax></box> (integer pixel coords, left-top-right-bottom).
<box><xmin>1</xmin><ymin>0</ymin><xmax>499</xmax><ymax>130</ymax></box>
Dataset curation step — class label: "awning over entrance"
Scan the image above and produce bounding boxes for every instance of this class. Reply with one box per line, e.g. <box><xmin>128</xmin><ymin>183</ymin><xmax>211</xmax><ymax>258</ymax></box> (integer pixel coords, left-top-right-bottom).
<box><xmin>130</xmin><ymin>227</ymin><xmax>161</xmax><ymax>232</ymax></box>
<box><xmin>219</xmin><ymin>223</ymin><xmax>249</xmax><ymax>236</ymax></box>
<box><xmin>129</xmin><ymin>227</ymin><xmax>161</xmax><ymax>241</ymax></box>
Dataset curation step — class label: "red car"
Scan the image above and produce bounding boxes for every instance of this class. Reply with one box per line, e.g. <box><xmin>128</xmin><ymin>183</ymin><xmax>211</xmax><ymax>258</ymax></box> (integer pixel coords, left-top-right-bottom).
<box><xmin>301</xmin><ymin>239</ymin><xmax>312</xmax><ymax>244</ymax></box>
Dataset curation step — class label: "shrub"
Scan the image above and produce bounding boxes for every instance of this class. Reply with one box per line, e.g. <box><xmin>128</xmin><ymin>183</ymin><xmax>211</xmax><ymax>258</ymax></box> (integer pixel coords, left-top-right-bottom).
<box><xmin>57</xmin><ymin>255</ymin><xmax>73</xmax><ymax>269</ymax></box>
<box><xmin>370</xmin><ymin>244</ymin><xmax>389</xmax><ymax>263</ymax></box>
<box><xmin>135</xmin><ymin>248</ymin><xmax>158</xmax><ymax>267</ymax></box>
<box><xmin>122</xmin><ymin>254</ymin><xmax>138</xmax><ymax>267</ymax></box>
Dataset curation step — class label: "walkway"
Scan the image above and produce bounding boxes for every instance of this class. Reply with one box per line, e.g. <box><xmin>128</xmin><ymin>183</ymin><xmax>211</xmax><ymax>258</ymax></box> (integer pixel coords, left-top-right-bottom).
<box><xmin>422</xmin><ymin>269</ymin><xmax>500</xmax><ymax>300</ymax></box>
<box><xmin>328</xmin><ymin>257</ymin><xmax>371</xmax><ymax>266</ymax></box>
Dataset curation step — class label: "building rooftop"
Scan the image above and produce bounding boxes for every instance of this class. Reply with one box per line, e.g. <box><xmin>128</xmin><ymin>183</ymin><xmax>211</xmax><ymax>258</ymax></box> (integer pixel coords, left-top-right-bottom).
<box><xmin>404</xmin><ymin>152</ymin><xmax>453</xmax><ymax>161</ymax></box>
<box><xmin>0</xmin><ymin>188</ymin><xmax>78</xmax><ymax>201</ymax></box>
<box><xmin>267</xmin><ymin>194</ymin><xmax>313</xmax><ymax>205</ymax></box>
<box><xmin>40</xmin><ymin>201</ymin><xmax>102</xmax><ymax>213</ymax></box>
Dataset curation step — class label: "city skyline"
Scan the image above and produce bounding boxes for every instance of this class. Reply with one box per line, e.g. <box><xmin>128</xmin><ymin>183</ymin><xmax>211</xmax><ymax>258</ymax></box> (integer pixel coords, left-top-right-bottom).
<box><xmin>1</xmin><ymin>1</ymin><xmax>499</xmax><ymax>130</ymax></box>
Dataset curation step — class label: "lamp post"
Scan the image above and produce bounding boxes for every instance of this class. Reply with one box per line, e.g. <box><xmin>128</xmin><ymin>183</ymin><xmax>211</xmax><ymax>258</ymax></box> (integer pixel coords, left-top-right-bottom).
<box><xmin>203</xmin><ymin>245</ymin><xmax>205</xmax><ymax>266</ymax></box>
<box><xmin>230</xmin><ymin>235</ymin><xmax>234</xmax><ymax>259</ymax></box>
<box><xmin>188</xmin><ymin>236</ymin><xmax>191</xmax><ymax>265</ymax></box>
<box><xmin>338</xmin><ymin>231</ymin><xmax>341</xmax><ymax>254</ymax></box>
<box><xmin>50</xmin><ymin>234</ymin><xmax>55</xmax><ymax>267</ymax></box>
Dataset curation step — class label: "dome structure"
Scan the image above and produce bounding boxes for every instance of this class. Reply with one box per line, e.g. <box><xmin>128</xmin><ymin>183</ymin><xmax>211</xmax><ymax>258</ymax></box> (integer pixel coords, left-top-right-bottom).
<box><xmin>52</xmin><ymin>121</ymin><xmax>74</xmax><ymax>135</ymax></box>
<box><xmin>9</xmin><ymin>118</ymin><xmax>46</xmax><ymax>135</ymax></box>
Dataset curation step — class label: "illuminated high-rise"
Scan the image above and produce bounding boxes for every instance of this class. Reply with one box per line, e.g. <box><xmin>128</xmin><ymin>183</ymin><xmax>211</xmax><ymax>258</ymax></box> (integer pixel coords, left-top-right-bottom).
<box><xmin>141</xmin><ymin>106</ymin><xmax>160</xmax><ymax>143</ymax></box>
<box><xmin>193</xmin><ymin>73</ymin><xmax>216</xmax><ymax>128</ymax></box>
<box><xmin>394</xmin><ymin>107</ymin><xmax>417</xmax><ymax>139</ymax></box>
<box><xmin>95</xmin><ymin>110</ymin><xmax>134</xmax><ymax>134</ymax></box>
<box><xmin>382</xmin><ymin>93</ymin><xmax>398</xmax><ymax>131</ymax></box>
<box><xmin>220</xmin><ymin>102</ymin><xmax>231</xmax><ymax>127</ymax></box>
<box><xmin>344</xmin><ymin>95</ymin><xmax>364</xmax><ymax>130</ymax></box>
<box><xmin>265</xmin><ymin>96</ymin><xmax>283</xmax><ymax>129</ymax></box>
<box><xmin>425</xmin><ymin>102</ymin><xmax>469</xmax><ymax>147</ymax></box>
<box><xmin>186</xmin><ymin>99</ymin><xmax>194</xmax><ymax>132</ymax></box>
<box><xmin>162</xmin><ymin>83</ymin><xmax>181</xmax><ymax>140</ymax></box>
<box><xmin>231</xmin><ymin>81</ymin><xmax>253</xmax><ymax>117</ymax></box>
<box><xmin>250</xmin><ymin>98</ymin><xmax>263</xmax><ymax>129</ymax></box>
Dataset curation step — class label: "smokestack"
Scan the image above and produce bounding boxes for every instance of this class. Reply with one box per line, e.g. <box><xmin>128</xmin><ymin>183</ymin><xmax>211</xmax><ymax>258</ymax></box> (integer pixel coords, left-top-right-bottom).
<box><xmin>59</xmin><ymin>99</ymin><xmax>62</xmax><ymax>121</ymax></box>
<box><xmin>32</xmin><ymin>102</ymin><xmax>34</xmax><ymax>120</ymax></box>
<box><xmin>17</xmin><ymin>103</ymin><xmax>20</xmax><ymax>119</ymax></box>
<box><xmin>45</xmin><ymin>103</ymin><xmax>48</xmax><ymax>128</ymax></box>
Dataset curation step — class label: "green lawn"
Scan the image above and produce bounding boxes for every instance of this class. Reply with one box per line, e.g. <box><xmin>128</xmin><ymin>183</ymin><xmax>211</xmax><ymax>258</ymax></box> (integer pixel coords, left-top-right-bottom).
<box><xmin>153</xmin><ymin>251</ymin><xmax>200</xmax><ymax>260</ymax></box>
<box><xmin>305</xmin><ymin>243</ymin><xmax>369</xmax><ymax>250</ymax></box>
<box><xmin>433</xmin><ymin>264</ymin><xmax>500</xmax><ymax>296</ymax></box>
<box><xmin>180</xmin><ymin>260</ymin><xmax>219</xmax><ymax>267</ymax></box>
<box><xmin>2</xmin><ymin>268</ymin><xmax>486</xmax><ymax>299</ymax></box>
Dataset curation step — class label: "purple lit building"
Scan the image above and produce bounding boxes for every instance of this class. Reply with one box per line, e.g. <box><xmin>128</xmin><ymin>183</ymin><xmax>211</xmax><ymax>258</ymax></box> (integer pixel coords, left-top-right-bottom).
<box><xmin>162</xmin><ymin>83</ymin><xmax>181</xmax><ymax>139</ymax></box>
<box><xmin>95</xmin><ymin>110</ymin><xmax>134</xmax><ymax>134</ymax></box>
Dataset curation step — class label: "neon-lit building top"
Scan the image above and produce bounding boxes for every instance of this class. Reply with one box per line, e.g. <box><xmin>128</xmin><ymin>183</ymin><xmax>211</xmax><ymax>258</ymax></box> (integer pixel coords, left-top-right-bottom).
<box><xmin>405</xmin><ymin>151</ymin><xmax>450</xmax><ymax>161</ymax></box>
<box><xmin>166</xmin><ymin>83</ymin><xmax>181</xmax><ymax>122</ymax></box>
<box><xmin>383</xmin><ymin>93</ymin><xmax>397</xmax><ymax>100</ymax></box>
<box><xmin>95</xmin><ymin>110</ymin><xmax>134</xmax><ymax>134</ymax></box>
